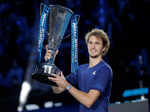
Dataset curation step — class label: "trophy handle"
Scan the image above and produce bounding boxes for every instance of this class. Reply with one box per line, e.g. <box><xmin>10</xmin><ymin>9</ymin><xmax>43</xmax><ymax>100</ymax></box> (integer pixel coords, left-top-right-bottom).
<box><xmin>71</xmin><ymin>14</ymin><xmax>80</xmax><ymax>73</ymax></box>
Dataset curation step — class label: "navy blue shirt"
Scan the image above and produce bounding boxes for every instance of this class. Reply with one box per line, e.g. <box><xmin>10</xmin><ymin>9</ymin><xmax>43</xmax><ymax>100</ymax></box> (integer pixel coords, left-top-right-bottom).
<box><xmin>66</xmin><ymin>60</ymin><xmax>113</xmax><ymax>112</ymax></box>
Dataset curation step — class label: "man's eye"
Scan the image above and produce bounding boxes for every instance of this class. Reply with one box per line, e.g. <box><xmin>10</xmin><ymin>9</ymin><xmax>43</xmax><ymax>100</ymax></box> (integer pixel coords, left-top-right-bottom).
<box><xmin>88</xmin><ymin>42</ymin><xmax>92</xmax><ymax>44</ymax></box>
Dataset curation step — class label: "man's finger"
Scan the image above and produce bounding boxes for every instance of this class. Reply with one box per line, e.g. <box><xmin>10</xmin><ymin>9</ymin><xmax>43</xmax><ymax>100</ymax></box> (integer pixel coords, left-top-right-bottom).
<box><xmin>45</xmin><ymin>45</ymin><xmax>52</xmax><ymax>52</ymax></box>
<box><xmin>45</xmin><ymin>45</ymin><xmax>48</xmax><ymax>50</ymax></box>
<box><xmin>56</xmin><ymin>50</ymin><xmax>59</xmax><ymax>55</ymax></box>
<box><xmin>46</xmin><ymin>54</ymin><xmax>51</xmax><ymax>57</ymax></box>
<box><xmin>57</xmin><ymin>72</ymin><xmax>61</xmax><ymax>76</ymax></box>
<box><xmin>60</xmin><ymin>72</ymin><xmax>65</xmax><ymax>78</ymax></box>
<box><xmin>60</xmin><ymin>72</ymin><xmax>63</xmax><ymax>77</ymax></box>
<box><xmin>51</xmin><ymin>73</ymin><xmax>58</xmax><ymax>78</ymax></box>
<box><xmin>48</xmin><ymin>77</ymin><xmax>57</xmax><ymax>82</ymax></box>
<box><xmin>47</xmin><ymin>50</ymin><xmax>52</xmax><ymax>53</ymax></box>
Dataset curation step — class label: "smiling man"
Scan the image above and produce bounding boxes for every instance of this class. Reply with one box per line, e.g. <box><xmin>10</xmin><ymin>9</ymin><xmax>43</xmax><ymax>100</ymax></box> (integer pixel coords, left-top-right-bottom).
<box><xmin>47</xmin><ymin>28</ymin><xmax>113</xmax><ymax>112</ymax></box>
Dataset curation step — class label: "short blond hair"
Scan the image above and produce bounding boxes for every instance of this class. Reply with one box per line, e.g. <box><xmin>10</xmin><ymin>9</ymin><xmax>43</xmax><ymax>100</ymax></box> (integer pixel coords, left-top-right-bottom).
<box><xmin>85</xmin><ymin>28</ymin><xmax>110</xmax><ymax>56</ymax></box>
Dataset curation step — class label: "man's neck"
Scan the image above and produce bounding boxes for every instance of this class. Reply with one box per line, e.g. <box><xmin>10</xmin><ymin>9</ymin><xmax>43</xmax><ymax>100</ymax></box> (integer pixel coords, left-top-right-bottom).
<box><xmin>89</xmin><ymin>56</ymin><xmax>102</xmax><ymax>68</ymax></box>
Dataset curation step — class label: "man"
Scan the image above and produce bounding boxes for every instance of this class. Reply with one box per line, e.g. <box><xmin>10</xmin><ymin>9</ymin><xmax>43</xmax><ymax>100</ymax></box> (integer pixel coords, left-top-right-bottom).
<box><xmin>45</xmin><ymin>28</ymin><xmax>113</xmax><ymax>112</ymax></box>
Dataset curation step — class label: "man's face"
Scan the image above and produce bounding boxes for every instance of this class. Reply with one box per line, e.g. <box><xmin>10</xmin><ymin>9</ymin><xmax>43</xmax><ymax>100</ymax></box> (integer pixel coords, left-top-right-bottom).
<box><xmin>87</xmin><ymin>35</ymin><xmax>104</xmax><ymax>58</ymax></box>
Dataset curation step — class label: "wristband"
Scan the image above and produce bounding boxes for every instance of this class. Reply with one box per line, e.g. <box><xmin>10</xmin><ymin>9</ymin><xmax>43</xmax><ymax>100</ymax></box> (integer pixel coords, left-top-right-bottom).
<box><xmin>66</xmin><ymin>85</ymin><xmax>71</xmax><ymax>91</ymax></box>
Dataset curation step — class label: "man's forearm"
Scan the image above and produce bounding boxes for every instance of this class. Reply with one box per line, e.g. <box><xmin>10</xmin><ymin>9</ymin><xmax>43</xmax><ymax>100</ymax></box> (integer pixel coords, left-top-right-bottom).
<box><xmin>68</xmin><ymin>85</ymin><xmax>99</xmax><ymax>108</ymax></box>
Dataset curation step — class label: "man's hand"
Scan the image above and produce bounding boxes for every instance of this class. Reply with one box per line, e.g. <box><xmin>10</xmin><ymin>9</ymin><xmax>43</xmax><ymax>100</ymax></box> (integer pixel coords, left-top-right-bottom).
<box><xmin>44</xmin><ymin>45</ymin><xmax>58</xmax><ymax>61</ymax></box>
<box><xmin>48</xmin><ymin>72</ymin><xmax>70</xmax><ymax>94</ymax></box>
<box><xmin>48</xmin><ymin>72</ymin><xmax>70</xmax><ymax>89</ymax></box>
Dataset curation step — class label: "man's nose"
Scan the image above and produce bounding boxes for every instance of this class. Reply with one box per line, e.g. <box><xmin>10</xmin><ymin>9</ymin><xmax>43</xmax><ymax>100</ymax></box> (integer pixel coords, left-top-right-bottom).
<box><xmin>91</xmin><ymin>43</ymin><xmax>95</xmax><ymax>48</ymax></box>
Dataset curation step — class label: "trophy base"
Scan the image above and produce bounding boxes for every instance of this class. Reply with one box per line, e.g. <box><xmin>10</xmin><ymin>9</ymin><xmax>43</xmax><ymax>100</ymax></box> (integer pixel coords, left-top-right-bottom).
<box><xmin>32</xmin><ymin>64</ymin><xmax>61</xmax><ymax>86</ymax></box>
<box><xmin>32</xmin><ymin>72</ymin><xmax>57</xmax><ymax>86</ymax></box>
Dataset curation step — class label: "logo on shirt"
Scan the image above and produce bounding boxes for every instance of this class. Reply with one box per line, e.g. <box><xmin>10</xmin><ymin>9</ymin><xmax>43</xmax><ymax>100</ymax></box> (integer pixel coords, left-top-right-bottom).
<box><xmin>92</xmin><ymin>71</ymin><xmax>96</xmax><ymax>75</ymax></box>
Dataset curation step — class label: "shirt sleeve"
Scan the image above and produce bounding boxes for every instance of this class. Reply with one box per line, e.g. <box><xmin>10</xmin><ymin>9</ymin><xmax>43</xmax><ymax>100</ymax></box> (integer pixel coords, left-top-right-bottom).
<box><xmin>66</xmin><ymin>70</ymin><xmax>78</xmax><ymax>86</ymax></box>
<box><xmin>89</xmin><ymin>67</ymin><xmax>112</xmax><ymax>94</ymax></box>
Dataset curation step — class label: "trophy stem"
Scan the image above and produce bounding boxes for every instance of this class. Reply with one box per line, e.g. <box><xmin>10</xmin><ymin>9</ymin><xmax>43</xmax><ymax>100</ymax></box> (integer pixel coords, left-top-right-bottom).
<box><xmin>47</xmin><ymin>50</ymin><xmax>56</xmax><ymax>65</ymax></box>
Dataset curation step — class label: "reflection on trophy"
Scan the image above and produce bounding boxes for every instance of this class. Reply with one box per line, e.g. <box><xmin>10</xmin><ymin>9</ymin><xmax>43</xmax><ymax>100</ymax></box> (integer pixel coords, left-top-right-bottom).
<box><xmin>32</xmin><ymin>3</ymin><xmax>74</xmax><ymax>85</ymax></box>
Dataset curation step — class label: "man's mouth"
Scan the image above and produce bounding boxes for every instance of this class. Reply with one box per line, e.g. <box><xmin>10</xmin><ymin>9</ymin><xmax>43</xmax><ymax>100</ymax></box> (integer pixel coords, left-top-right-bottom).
<box><xmin>91</xmin><ymin>49</ymin><xmax>97</xmax><ymax>53</ymax></box>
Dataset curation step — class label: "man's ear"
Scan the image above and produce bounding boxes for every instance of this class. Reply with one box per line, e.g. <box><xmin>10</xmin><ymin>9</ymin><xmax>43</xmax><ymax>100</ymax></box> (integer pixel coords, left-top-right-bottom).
<box><xmin>102</xmin><ymin>47</ymin><xmax>105</xmax><ymax>53</ymax></box>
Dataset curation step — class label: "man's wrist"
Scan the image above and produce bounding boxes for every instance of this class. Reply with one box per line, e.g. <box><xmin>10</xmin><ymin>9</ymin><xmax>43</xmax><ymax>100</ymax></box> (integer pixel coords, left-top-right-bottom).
<box><xmin>66</xmin><ymin>84</ymin><xmax>71</xmax><ymax>91</ymax></box>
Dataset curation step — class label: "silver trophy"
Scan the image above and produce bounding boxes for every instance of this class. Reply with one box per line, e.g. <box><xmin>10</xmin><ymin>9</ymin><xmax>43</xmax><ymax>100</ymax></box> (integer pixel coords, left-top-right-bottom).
<box><xmin>32</xmin><ymin>3</ymin><xmax>73</xmax><ymax>85</ymax></box>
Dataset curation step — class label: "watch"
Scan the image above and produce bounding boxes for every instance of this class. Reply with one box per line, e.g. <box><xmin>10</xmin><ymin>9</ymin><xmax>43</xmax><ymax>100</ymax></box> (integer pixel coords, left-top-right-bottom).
<box><xmin>66</xmin><ymin>85</ymin><xmax>71</xmax><ymax>91</ymax></box>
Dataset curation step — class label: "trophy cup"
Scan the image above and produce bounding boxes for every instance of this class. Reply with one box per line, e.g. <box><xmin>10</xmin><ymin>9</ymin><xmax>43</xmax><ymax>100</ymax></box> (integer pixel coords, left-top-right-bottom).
<box><xmin>32</xmin><ymin>3</ymin><xmax>73</xmax><ymax>85</ymax></box>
